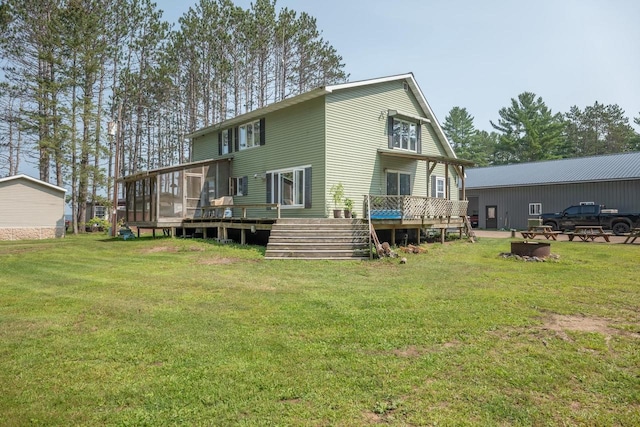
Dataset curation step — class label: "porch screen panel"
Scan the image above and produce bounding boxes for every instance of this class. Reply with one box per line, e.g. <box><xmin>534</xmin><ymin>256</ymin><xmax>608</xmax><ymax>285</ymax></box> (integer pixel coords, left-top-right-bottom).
<box><xmin>126</xmin><ymin>182</ymin><xmax>135</xmax><ymax>222</ymax></box>
<box><xmin>185</xmin><ymin>174</ymin><xmax>202</xmax><ymax>218</ymax></box>
<box><xmin>159</xmin><ymin>171</ymin><xmax>183</xmax><ymax>218</ymax></box>
<box><xmin>135</xmin><ymin>180</ymin><xmax>144</xmax><ymax>221</ymax></box>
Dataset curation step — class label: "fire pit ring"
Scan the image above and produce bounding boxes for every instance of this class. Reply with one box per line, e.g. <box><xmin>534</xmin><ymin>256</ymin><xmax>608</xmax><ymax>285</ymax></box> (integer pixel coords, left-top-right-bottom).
<box><xmin>511</xmin><ymin>241</ymin><xmax>551</xmax><ymax>258</ymax></box>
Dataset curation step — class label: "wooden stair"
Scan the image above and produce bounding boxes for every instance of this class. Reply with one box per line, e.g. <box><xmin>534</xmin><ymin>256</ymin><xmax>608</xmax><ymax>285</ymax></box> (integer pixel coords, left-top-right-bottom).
<box><xmin>265</xmin><ymin>218</ymin><xmax>370</xmax><ymax>260</ymax></box>
<box><xmin>463</xmin><ymin>215</ymin><xmax>476</xmax><ymax>242</ymax></box>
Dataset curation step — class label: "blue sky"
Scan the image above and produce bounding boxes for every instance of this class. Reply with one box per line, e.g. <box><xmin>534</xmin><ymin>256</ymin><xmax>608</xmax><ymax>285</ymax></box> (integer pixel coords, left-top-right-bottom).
<box><xmin>157</xmin><ymin>0</ymin><xmax>640</xmax><ymax>132</ymax></box>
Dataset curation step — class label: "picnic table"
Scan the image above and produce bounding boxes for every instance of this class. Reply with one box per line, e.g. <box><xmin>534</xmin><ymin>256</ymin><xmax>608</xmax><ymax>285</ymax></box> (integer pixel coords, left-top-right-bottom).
<box><xmin>566</xmin><ymin>226</ymin><xmax>612</xmax><ymax>242</ymax></box>
<box><xmin>520</xmin><ymin>225</ymin><xmax>562</xmax><ymax>240</ymax></box>
<box><xmin>623</xmin><ymin>228</ymin><xmax>640</xmax><ymax>244</ymax></box>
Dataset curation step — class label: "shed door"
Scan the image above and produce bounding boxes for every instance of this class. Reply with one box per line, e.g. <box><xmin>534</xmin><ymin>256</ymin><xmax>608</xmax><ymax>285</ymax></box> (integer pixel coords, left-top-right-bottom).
<box><xmin>486</xmin><ymin>205</ymin><xmax>497</xmax><ymax>229</ymax></box>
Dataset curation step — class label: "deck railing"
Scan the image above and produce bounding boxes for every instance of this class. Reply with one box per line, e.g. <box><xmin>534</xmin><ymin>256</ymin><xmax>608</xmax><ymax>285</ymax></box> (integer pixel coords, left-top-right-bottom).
<box><xmin>365</xmin><ymin>195</ymin><xmax>468</xmax><ymax>220</ymax></box>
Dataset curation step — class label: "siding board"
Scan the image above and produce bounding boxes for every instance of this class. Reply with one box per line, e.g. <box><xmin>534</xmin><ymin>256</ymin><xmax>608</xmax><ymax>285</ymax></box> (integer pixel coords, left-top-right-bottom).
<box><xmin>467</xmin><ymin>179</ymin><xmax>640</xmax><ymax>229</ymax></box>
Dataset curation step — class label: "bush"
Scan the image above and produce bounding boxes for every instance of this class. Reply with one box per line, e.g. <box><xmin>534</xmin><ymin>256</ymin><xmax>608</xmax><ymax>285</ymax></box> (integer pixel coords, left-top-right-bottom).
<box><xmin>84</xmin><ymin>217</ymin><xmax>111</xmax><ymax>232</ymax></box>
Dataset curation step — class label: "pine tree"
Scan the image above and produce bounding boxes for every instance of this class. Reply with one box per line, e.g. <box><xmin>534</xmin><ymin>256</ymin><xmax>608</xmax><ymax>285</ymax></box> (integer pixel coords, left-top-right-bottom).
<box><xmin>490</xmin><ymin>92</ymin><xmax>564</xmax><ymax>164</ymax></box>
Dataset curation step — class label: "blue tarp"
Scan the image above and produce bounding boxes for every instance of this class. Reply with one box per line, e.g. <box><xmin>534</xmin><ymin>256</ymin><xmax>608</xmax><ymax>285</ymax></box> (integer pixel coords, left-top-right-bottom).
<box><xmin>370</xmin><ymin>209</ymin><xmax>402</xmax><ymax>220</ymax></box>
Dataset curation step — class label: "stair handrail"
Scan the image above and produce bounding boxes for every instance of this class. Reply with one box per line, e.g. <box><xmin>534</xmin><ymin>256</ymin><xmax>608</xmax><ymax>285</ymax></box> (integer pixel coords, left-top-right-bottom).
<box><xmin>366</xmin><ymin>195</ymin><xmax>382</xmax><ymax>259</ymax></box>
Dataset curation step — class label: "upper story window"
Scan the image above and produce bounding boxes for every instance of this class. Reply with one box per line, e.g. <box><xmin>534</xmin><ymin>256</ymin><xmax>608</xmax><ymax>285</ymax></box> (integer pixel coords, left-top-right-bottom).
<box><xmin>221</xmin><ymin>130</ymin><xmax>230</xmax><ymax>155</ymax></box>
<box><xmin>392</xmin><ymin>118</ymin><xmax>418</xmax><ymax>152</ymax></box>
<box><xmin>217</xmin><ymin>118</ymin><xmax>265</xmax><ymax>155</ymax></box>
<box><xmin>239</xmin><ymin>119</ymin><xmax>262</xmax><ymax>150</ymax></box>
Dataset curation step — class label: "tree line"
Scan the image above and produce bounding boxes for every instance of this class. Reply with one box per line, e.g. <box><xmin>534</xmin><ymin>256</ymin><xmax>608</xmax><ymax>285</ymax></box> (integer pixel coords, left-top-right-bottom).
<box><xmin>0</xmin><ymin>0</ymin><xmax>347</xmax><ymax>232</ymax></box>
<box><xmin>443</xmin><ymin>93</ymin><xmax>640</xmax><ymax>167</ymax></box>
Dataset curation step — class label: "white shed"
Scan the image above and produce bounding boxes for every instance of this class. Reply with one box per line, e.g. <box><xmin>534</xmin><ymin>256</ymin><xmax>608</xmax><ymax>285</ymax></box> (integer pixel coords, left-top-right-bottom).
<box><xmin>0</xmin><ymin>174</ymin><xmax>67</xmax><ymax>241</ymax></box>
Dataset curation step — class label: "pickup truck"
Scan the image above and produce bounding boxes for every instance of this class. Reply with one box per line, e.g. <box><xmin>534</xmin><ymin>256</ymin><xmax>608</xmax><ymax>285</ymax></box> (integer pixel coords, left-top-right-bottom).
<box><xmin>540</xmin><ymin>204</ymin><xmax>640</xmax><ymax>235</ymax></box>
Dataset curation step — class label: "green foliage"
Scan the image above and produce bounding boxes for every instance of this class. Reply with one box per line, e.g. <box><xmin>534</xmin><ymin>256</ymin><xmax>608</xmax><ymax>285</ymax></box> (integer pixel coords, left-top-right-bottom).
<box><xmin>443</xmin><ymin>107</ymin><xmax>499</xmax><ymax>166</ymax></box>
<box><xmin>443</xmin><ymin>107</ymin><xmax>477</xmax><ymax>151</ymax></box>
<box><xmin>329</xmin><ymin>182</ymin><xmax>344</xmax><ymax>209</ymax></box>
<box><xmin>83</xmin><ymin>216</ymin><xmax>110</xmax><ymax>232</ymax></box>
<box><xmin>563</xmin><ymin>102</ymin><xmax>638</xmax><ymax>157</ymax></box>
<box><xmin>343</xmin><ymin>197</ymin><xmax>354</xmax><ymax>211</ymax></box>
<box><xmin>0</xmin><ymin>0</ymin><xmax>347</xmax><ymax>228</ymax></box>
<box><xmin>491</xmin><ymin>92</ymin><xmax>565</xmax><ymax>164</ymax></box>
<box><xmin>0</xmin><ymin>235</ymin><xmax>639</xmax><ymax>425</ymax></box>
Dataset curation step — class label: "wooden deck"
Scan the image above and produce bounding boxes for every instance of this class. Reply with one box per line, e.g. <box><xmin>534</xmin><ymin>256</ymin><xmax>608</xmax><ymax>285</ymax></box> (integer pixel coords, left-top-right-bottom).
<box><xmin>125</xmin><ymin>196</ymin><xmax>472</xmax><ymax>246</ymax></box>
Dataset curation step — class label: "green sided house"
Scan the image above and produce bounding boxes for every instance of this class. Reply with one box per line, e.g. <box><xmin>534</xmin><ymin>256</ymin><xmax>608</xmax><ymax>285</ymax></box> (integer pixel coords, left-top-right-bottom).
<box><xmin>121</xmin><ymin>73</ymin><xmax>473</xmax><ymax>258</ymax></box>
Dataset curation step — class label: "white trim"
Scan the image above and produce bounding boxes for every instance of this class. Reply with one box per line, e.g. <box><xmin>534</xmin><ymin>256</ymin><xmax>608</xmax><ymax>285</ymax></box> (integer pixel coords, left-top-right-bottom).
<box><xmin>266</xmin><ymin>164</ymin><xmax>312</xmax><ymax>175</ymax></box>
<box><xmin>435</xmin><ymin>176</ymin><xmax>446</xmax><ymax>198</ymax></box>
<box><xmin>0</xmin><ymin>174</ymin><xmax>66</xmax><ymax>193</ymax></box>
<box><xmin>385</xmin><ymin>169</ymin><xmax>412</xmax><ymax>196</ymax></box>
<box><xmin>324</xmin><ymin>73</ymin><xmax>415</xmax><ymax>92</ymax></box>
<box><xmin>528</xmin><ymin>202</ymin><xmax>542</xmax><ymax>216</ymax></box>
<box><xmin>267</xmin><ymin>165</ymin><xmax>310</xmax><ymax>208</ymax></box>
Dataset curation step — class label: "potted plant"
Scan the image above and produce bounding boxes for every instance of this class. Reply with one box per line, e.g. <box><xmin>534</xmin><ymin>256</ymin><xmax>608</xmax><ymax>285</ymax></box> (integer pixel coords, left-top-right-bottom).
<box><xmin>344</xmin><ymin>197</ymin><xmax>354</xmax><ymax>218</ymax></box>
<box><xmin>330</xmin><ymin>182</ymin><xmax>344</xmax><ymax>218</ymax></box>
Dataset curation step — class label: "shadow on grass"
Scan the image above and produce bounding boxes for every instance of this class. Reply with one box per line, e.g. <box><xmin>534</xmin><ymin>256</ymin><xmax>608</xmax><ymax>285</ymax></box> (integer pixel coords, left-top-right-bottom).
<box><xmin>97</xmin><ymin>234</ymin><xmax>268</xmax><ymax>256</ymax></box>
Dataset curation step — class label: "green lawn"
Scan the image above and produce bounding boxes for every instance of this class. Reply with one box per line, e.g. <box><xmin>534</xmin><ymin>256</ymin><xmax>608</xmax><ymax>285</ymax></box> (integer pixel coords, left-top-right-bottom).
<box><xmin>1</xmin><ymin>234</ymin><xmax>638</xmax><ymax>426</ymax></box>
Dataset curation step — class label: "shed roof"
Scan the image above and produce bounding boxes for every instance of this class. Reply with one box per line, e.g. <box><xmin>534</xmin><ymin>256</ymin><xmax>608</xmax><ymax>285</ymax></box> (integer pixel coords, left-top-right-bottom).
<box><xmin>466</xmin><ymin>152</ymin><xmax>640</xmax><ymax>189</ymax></box>
<box><xmin>0</xmin><ymin>174</ymin><xmax>67</xmax><ymax>193</ymax></box>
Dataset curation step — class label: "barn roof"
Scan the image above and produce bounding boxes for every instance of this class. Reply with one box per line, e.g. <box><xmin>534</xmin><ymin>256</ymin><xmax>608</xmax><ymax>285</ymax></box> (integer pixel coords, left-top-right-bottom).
<box><xmin>466</xmin><ymin>151</ymin><xmax>640</xmax><ymax>189</ymax></box>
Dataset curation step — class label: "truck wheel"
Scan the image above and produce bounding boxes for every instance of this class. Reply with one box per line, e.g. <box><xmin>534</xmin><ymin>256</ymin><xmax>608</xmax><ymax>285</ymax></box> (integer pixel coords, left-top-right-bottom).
<box><xmin>612</xmin><ymin>222</ymin><xmax>630</xmax><ymax>236</ymax></box>
<box><xmin>543</xmin><ymin>221</ymin><xmax>558</xmax><ymax>231</ymax></box>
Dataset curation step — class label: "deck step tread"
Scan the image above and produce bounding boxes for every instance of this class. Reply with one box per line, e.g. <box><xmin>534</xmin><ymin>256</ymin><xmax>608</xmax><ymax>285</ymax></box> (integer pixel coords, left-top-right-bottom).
<box><xmin>265</xmin><ymin>218</ymin><xmax>372</xmax><ymax>260</ymax></box>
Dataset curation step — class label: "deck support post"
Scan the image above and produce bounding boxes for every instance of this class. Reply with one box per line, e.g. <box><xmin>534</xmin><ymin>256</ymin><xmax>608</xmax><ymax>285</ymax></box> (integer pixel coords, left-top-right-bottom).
<box><xmin>241</xmin><ymin>228</ymin><xmax>246</xmax><ymax>245</ymax></box>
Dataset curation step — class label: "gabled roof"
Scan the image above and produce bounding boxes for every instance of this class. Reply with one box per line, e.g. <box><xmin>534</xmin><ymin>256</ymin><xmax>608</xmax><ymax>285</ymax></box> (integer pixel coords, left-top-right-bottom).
<box><xmin>466</xmin><ymin>152</ymin><xmax>640</xmax><ymax>189</ymax></box>
<box><xmin>0</xmin><ymin>174</ymin><xmax>67</xmax><ymax>193</ymax></box>
<box><xmin>186</xmin><ymin>73</ymin><xmax>457</xmax><ymax>159</ymax></box>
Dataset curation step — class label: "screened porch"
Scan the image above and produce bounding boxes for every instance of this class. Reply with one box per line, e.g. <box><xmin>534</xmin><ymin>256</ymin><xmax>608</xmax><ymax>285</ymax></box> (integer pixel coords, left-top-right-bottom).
<box><xmin>122</xmin><ymin>158</ymin><xmax>231</xmax><ymax>226</ymax></box>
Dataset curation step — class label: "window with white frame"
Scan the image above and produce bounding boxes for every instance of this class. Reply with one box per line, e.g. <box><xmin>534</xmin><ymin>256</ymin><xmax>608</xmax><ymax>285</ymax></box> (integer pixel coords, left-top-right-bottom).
<box><xmin>239</xmin><ymin>119</ymin><xmax>261</xmax><ymax>150</ymax></box>
<box><xmin>435</xmin><ymin>176</ymin><xmax>445</xmax><ymax>198</ymax></box>
<box><xmin>267</xmin><ymin>167</ymin><xmax>308</xmax><ymax>207</ymax></box>
<box><xmin>221</xmin><ymin>130</ymin><xmax>230</xmax><ymax>154</ymax></box>
<box><xmin>392</xmin><ymin>118</ymin><xmax>417</xmax><ymax>151</ymax></box>
<box><xmin>529</xmin><ymin>203</ymin><xmax>542</xmax><ymax>216</ymax></box>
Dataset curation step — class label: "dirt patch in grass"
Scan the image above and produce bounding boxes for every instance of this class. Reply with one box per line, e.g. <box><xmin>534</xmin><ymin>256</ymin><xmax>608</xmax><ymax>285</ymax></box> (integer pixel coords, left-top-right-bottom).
<box><xmin>142</xmin><ymin>245</ymin><xmax>206</xmax><ymax>254</ymax></box>
<box><xmin>362</xmin><ymin>411</ymin><xmax>383</xmax><ymax>424</ymax></box>
<box><xmin>544</xmin><ymin>314</ymin><xmax>616</xmax><ymax>335</ymax></box>
<box><xmin>542</xmin><ymin>314</ymin><xmax>640</xmax><ymax>340</ymax></box>
<box><xmin>198</xmin><ymin>257</ymin><xmax>241</xmax><ymax>265</ymax></box>
<box><xmin>142</xmin><ymin>246</ymin><xmax>179</xmax><ymax>253</ymax></box>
